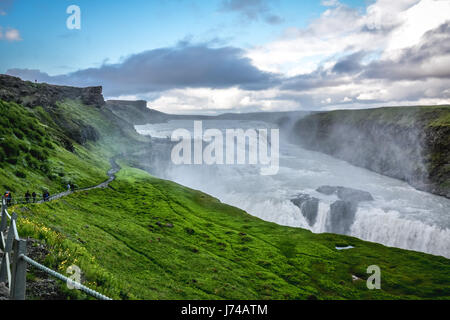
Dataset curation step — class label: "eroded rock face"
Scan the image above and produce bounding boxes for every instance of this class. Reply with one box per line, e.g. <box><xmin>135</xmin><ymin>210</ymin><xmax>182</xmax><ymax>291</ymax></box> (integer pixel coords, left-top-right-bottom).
<box><xmin>0</xmin><ymin>74</ymin><xmax>105</xmax><ymax>108</ymax></box>
<box><xmin>326</xmin><ymin>200</ymin><xmax>357</xmax><ymax>235</ymax></box>
<box><xmin>293</xmin><ymin>108</ymin><xmax>450</xmax><ymax>199</ymax></box>
<box><xmin>316</xmin><ymin>186</ymin><xmax>374</xmax><ymax>203</ymax></box>
<box><xmin>291</xmin><ymin>193</ymin><xmax>319</xmax><ymax>226</ymax></box>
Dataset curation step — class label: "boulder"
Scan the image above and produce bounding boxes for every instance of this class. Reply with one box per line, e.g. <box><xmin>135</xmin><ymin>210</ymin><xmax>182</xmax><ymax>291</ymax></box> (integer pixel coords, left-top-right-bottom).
<box><xmin>291</xmin><ymin>193</ymin><xmax>319</xmax><ymax>226</ymax></box>
<box><xmin>337</xmin><ymin>187</ymin><xmax>374</xmax><ymax>203</ymax></box>
<box><xmin>316</xmin><ymin>185</ymin><xmax>374</xmax><ymax>203</ymax></box>
<box><xmin>316</xmin><ymin>185</ymin><xmax>338</xmax><ymax>195</ymax></box>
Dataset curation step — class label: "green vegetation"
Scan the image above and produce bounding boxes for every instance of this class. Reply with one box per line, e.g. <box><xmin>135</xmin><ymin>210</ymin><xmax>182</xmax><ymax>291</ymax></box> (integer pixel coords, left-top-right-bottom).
<box><xmin>15</xmin><ymin>165</ymin><xmax>450</xmax><ymax>300</ymax></box>
<box><xmin>0</xmin><ymin>93</ymin><xmax>448</xmax><ymax>300</ymax></box>
<box><xmin>0</xmin><ymin>100</ymin><xmax>110</xmax><ymax>197</ymax></box>
<box><xmin>313</xmin><ymin>105</ymin><xmax>450</xmax><ymax>128</ymax></box>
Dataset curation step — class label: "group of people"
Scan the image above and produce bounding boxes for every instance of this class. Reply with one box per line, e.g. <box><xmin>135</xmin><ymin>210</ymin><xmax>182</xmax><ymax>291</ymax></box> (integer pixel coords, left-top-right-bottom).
<box><xmin>23</xmin><ymin>191</ymin><xmax>50</xmax><ymax>203</ymax></box>
<box><xmin>3</xmin><ymin>190</ymin><xmax>51</xmax><ymax>206</ymax></box>
<box><xmin>3</xmin><ymin>184</ymin><xmax>73</xmax><ymax>207</ymax></box>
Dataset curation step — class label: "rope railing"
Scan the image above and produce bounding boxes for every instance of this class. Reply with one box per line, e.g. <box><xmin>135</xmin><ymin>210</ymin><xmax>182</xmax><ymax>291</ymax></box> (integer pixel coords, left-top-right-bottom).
<box><xmin>20</xmin><ymin>255</ymin><xmax>112</xmax><ymax>300</ymax></box>
<box><xmin>0</xmin><ymin>197</ymin><xmax>112</xmax><ymax>300</ymax></box>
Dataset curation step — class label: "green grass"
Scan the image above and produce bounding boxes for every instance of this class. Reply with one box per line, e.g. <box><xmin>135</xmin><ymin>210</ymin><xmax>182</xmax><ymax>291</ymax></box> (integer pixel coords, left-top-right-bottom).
<box><xmin>0</xmin><ymin>100</ymin><xmax>110</xmax><ymax>197</ymax></box>
<box><xmin>312</xmin><ymin>105</ymin><xmax>450</xmax><ymax>128</ymax></box>
<box><xmin>2</xmin><ymin>97</ymin><xmax>449</xmax><ymax>300</ymax></box>
<box><xmin>0</xmin><ymin>98</ymin><xmax>150</xmax><ymax>198</ymax></box>
<box><xmin>15</xmin><ymin>165</ymin><xmax>450</xmax><ymax>300</ymax></box>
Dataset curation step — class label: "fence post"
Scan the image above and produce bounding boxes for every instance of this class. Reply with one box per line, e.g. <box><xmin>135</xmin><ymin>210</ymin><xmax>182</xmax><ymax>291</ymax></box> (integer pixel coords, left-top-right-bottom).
<box><xmin>10</xmin><ymin>239</ymin><xmax>27</xmax><ymax>300</ymax></box>
<box><xmin>0</xmin><ymin>254</ymin><xmax>7</xmax><ymax>283</ymax></box>
<box><xmin>4</xmin><ymin>212</ymin><xmax>17</xmax><ymax>254</ymax></box>
<box><xmin>0</xmin><ymin>197</ymin><xmax>7</xmax><ymax>233</ymax></box>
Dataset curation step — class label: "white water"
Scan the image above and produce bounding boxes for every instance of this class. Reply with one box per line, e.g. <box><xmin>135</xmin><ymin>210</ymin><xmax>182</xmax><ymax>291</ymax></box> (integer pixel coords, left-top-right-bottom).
<box><xmin>136</xmin><ymin>120</ymin><xmax>450</xmax><ymax>258</ymax></box>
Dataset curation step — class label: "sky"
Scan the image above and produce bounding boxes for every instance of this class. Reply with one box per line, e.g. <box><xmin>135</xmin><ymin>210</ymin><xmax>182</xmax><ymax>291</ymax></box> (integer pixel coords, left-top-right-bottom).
<box><xmin>1</xmin><ymin>0</ymin><xmax>449</xmax><ymax>114</ymax></box>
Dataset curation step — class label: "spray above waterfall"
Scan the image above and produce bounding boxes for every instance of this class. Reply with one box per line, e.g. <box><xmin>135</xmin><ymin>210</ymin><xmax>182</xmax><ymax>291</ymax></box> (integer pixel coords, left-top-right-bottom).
<box><xmin>135</xmin><ymin>119</ymin><xmax>450</xmax><ymax>259</ymax></box>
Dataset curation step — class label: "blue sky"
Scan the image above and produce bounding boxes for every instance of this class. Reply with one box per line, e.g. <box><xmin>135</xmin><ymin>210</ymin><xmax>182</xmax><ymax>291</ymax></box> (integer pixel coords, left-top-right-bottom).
<box><xmin>0</xmin><ymin>0</ymin><xmax>366</xmax><ymax>74</ymax></box>
<box><xmin>1</xmin><ymin>0</ymin><xmax>449</xmax><ymax>114</ymax></box>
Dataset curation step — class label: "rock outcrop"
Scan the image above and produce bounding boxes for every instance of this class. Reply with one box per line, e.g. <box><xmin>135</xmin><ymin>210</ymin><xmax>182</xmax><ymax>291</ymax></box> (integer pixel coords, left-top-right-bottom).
<box><xmin>313</xmin><ymin>186</ymin><xmax>373</xmax><ymax>235</ymax></box>
<box><xmin>316</xmin><ymin>186</ymin><xmax>374</xmax><ymax>203</ymax></box>
<box><xmin>105</xmin><ymin>100</ymin><xmax>169</xmax><ymax>125</ymax></box>
<box><xmin>0</xmin><ymin>74</ymin><xmax>105</xmax><ymax>108</ymax></box>
<box><xmin>326</xmin><ymin>200</ymin><xmax>357</xmax><ymax>235</ymax></box>
<box><xmin>0</xmin><ymin>74</ymin><xmax>103</xmax><ymax>147</ymax></box>
<box><xmin>291</xmin><ymin>194</ymin><xmax>319</xmax><ymax>226</ymax></box>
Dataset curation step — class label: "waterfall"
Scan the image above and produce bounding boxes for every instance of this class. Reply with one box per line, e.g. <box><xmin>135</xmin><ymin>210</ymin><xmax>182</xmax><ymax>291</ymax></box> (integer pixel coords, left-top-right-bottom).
<box><xmin>136</xmin><ymin>120</ymin><xmax>450</xmax><ymax>259</ymax></box>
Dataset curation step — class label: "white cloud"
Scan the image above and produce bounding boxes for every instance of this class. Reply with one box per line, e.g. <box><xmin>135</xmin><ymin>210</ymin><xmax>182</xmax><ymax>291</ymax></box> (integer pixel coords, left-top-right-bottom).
<box><xmin>384</xmin><ymin>0</ymin><xmax>450</xmax><ymax>57</ymax></box>
<box><xmin>147</xmin><ymin>87</ymin><xmax>302</xmax><ymax>114</ymax></box>
<box><xmin>0</xmin><ymin>27</ymin><xmax>22</xmax><ymax>41</ymax></box>
<box><xmin>321</xmin><ymin>0</ymin><xmax>340</xmax><ymax>7</ymax></box>
<box><xmin>246</xmin><ymin>0</ymin><xmax>449</xmax><ymax>77</ymax></box>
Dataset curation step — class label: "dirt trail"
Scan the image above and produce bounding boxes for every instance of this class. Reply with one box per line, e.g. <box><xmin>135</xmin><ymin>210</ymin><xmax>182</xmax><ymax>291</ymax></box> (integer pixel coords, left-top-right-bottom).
<box><xmin>39</xmin><ymin>157</ymin><xmax>120</xmax><ymax>203</ymax></box>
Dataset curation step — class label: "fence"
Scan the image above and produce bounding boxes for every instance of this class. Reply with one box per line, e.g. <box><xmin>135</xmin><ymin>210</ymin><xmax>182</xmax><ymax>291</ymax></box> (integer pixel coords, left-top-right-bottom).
<box><xmin>0</xmin><ymin>197</ymin><xmax>112</xmax><ymax>300</ymax></box>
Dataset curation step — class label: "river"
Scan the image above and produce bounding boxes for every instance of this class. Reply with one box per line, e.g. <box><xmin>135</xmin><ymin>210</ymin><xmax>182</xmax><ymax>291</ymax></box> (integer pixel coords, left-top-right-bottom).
<box><xmin>135</xmin><ymin>119</ymin><xmax>450</xmax><ymax>258</ymax></box>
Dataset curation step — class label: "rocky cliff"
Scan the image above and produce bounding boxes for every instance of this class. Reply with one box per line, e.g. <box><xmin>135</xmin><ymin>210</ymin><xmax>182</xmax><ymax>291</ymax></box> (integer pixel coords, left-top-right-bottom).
<box><xmin>0</xmin><ymin>74</ymin><xmax>105</xmax><ymax>146</ymax></box>
<box><xmin>105</xmin><ymin>100</ymin><xmax>170</xmax><ymax>125</ymax></box>
<box><xmin>0</xmin><ymin>74</ymin><xmax>105</xmax><ymax>108</ymax></box>
<box><xmin>292</xmin><ymin>106</ymin><xmax>450</xmax><ymax>198</ymax></box>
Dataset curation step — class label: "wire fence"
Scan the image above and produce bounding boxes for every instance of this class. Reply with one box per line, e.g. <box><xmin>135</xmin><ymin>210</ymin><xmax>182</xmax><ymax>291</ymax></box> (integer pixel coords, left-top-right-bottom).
<box><xmin>0</xmin><ymin>197</ymin><xmax>112</xmax><ymax>300</ymax></box>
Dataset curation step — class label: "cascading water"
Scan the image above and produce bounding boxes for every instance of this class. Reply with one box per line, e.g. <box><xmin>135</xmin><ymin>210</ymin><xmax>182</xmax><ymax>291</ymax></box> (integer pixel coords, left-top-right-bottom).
<box><xmin>135</xmin><ymin>120</ymin><xmax>450</xmax><ymax>259</ymax></box>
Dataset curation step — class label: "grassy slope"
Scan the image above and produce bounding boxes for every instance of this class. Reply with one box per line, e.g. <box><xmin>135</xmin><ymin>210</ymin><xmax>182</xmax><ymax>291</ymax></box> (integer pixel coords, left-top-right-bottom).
<box><xmin>16</xmin><ymin>165</ymin><xmax>450</xmax><ymax>300</ymax></box>
<box><xmin>317</xmin><ymin>105</ymin><xmax>450</xmax><ymax>125</ymax></box>
<box><xmin>0</xmin><ymin>98</ymin><xmax>150</xmax><ymax>199</ymax></box>
<box><xmin>3</xmin><ymin>97</ymin><xmax>448</xmax><ymax>300</ymax></box>
<box><xmin>0</xmin><ymin>100</ymin><xmax>110</xmax><ymax>198</ymax></box>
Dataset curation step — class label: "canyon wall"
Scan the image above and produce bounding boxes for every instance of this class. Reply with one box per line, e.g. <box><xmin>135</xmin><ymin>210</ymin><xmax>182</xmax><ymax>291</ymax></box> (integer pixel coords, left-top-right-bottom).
<box><xmin>292</xmin><ymin>106</ymin><xmax>450</xmax><ymax>198</ymax></box>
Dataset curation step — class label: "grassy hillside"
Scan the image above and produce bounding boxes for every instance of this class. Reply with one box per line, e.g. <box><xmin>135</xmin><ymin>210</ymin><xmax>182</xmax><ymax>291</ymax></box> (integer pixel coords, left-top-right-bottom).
<box><xmin>0</xmin><ymin>77</ymin><xmax>448</xmax><ymax>300</ymax></box>
<box><xmin>0</xmin><ymin>99</ymin><xmax>110</xmax><ymax>198</ymax></box>
<box><xmin>0</xmin><ymin>98</ymin><xmax>150</xmax><ymax>199</ymax></box>
<box><xmin>14</xmin><ymin>165</ymin><xmax>450</xmax><ymax>300</ymax></box>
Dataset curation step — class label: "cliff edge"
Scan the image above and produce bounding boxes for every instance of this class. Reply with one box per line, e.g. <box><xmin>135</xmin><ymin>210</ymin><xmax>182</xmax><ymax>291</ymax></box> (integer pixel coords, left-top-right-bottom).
<box><xmin>0</xmin><ymin>74</ymin><xmax>105</xmax><ymax>108</ymax></box>
<box><xmin>292</xmin><ymin>106</ymin><xmax>450</xmax><ymax>198</ymax></box>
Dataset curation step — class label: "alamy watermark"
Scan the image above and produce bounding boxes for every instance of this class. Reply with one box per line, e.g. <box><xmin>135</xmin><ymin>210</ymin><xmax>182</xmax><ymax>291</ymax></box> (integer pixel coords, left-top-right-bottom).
<box><xmin>66</xmin><ymin>5</ymin><xmax>81</xmax><ymax>30</ymax></box>
<box><xmin>170</xmin><ymin>121</ymin><xmax>279</xmax><ymax>175</ymax></box>
<box><xmin>66</xmin><ymin>264</ymin><xmax>82</xmax><ymax>290</ymax></box>
<box><xmin>366</xmin><ymin>265</ymin><xmax>381</xmax><ymax>290</ymax></box>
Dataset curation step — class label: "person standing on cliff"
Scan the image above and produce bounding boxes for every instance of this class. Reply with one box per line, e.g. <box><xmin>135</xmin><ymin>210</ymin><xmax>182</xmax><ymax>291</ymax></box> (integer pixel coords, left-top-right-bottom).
<box><xmin>32</xmin><ymin>191</ymin><xmax>37</xmax><ymax>203</ymax></box>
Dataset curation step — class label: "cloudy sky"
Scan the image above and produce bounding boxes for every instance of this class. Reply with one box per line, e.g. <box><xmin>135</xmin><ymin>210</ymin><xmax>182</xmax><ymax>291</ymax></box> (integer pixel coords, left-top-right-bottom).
<box><xmin>1</xmin><ymin>0</ymin><xmax>450</xmax><ymax>114</ymax></box>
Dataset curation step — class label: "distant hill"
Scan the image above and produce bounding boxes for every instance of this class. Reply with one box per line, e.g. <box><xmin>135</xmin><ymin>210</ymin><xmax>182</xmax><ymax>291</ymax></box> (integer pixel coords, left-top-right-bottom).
<box><xmin>105</xmin><ymin>99</ymin><xmax>310</xmax><ymax>125</ymax></box>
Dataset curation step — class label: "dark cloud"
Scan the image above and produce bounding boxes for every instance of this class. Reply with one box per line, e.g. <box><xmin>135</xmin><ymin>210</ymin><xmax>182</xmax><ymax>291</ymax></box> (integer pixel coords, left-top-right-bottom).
<box><xmin>332</xmin><ymin>51</ymin><xmax>365</xmax><ymax>74</ymax></box>
<box><xmin>265</xmin><ymin>14</ymin><xmax>284</xmax><ymax>25</ymax></box>
<box><xmin>7</xmin><ymin>43</ymin><xmax>281</xmax><ymax>96</ymax></box>
<box><xmin>362</xmin><ymin>23</ymin><xmax>450</xmax><ymax>81</ymax></box>
<box><xmin>220</xmin><ymin>0</ymin><xmax>284</xmax><ymax>24</ymax></box>
<box><xmin>281</xmin><ymin>67</ymin><xmax>344</xmax><ymax>91</ymax></box>
<box><xmin>7</xmin><ymin>22</ymin><xmax>450</xmax><ymax>111</ymax></box>
<box><xmin>282</xmin><ymin>22</ymin><xmax>450</xmax><ymax>93</ymax></box>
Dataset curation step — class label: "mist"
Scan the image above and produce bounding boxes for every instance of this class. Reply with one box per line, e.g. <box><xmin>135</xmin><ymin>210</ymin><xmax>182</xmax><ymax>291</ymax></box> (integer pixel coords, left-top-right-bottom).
<box><xmin>130</xmin><ymin>117</ymin><xmax>450</xmax><ymax>259</ymax></box>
